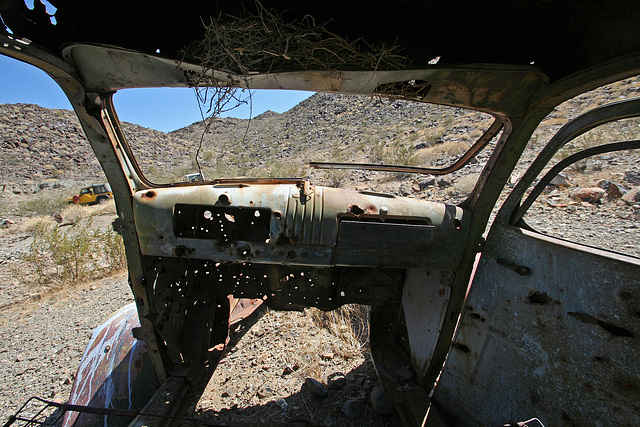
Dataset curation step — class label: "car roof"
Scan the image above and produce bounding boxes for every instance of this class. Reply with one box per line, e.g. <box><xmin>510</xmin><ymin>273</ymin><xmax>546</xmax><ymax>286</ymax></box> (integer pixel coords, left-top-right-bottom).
<box><xmin>1</xmin><ymin>0</ymin><xmax>640</xmax><ymax>83</ymax></box>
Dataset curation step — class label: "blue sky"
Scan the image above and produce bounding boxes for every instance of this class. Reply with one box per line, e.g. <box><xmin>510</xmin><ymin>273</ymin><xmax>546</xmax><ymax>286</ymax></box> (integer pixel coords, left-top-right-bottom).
<box><xmin>0</xmin><ymin>55</ymin><xmax>313</xmax><ymax>132</ymax></box>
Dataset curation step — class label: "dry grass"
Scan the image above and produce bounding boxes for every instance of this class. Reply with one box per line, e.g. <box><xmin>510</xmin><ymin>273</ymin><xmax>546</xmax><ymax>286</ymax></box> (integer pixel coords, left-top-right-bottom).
<box><xmin>249</xmin><ymin>305</ymin><xmax>370</xmax><ymax>382</ymax></box>
<box><xmin>309</xmin><ymin>305</ymin><xmax>370</xmax><ymax>358</ymax></box>
<box><xmin>414</xmin><ymin>140</ymin><xmax>469</xmax><ymax>166</ymax></box>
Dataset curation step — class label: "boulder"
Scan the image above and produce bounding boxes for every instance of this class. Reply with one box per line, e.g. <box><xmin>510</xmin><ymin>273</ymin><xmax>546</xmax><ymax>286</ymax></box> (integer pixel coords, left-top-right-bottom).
<box><xmin>418</xmin><ymin>176</ymin><xmax>436</xmax><ymax>190</ymax></box>
<box><xmin>597</xmin><ymin>180</ymin><xmax>624</xmax><ymax>199</ymax></box>
<box><xmin>572</xmin><ymin>187</ymin><xmax>605</xmax><ymax>203</ymax></box>
<box><xmin>370</xmin><ymin>386</ymin><xmax>395</xmax><ymax>415</ymax></box>
<box><xmin>341</xmin><ymin>399</ymin><xmax>365</xmax><ymax>418</ymax></box>
<box><xmin>621</xmin><ymin>187</ymin><xmax>640</xmax><ymax>204</ymax></box>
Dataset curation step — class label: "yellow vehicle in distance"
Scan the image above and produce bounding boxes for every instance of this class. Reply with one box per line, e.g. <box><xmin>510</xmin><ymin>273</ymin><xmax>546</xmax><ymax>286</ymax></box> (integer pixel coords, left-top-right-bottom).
<box><xmin>66</xmin><ymin>183</ymin><xmax>113</xmax><ymax>205</ymax></box>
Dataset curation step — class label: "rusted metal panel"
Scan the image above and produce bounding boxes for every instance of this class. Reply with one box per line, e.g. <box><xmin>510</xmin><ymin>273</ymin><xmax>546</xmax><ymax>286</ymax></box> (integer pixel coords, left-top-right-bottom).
<box><xmin>433</xmin><ymin>224</ymin><xmax>640</xmax><ymax>426</ymax></box>
<box><xmin>133</xmin><ymin>184</ymin><xmax>470</xmax><ymax>269</ymax></box>
<box><xmin>61</xmin><ymin>44</ymin><xmax>548</xmax><ymax>116</ymax></box>
<box><xmin>401</xmin><ymin>269</ymin><xmax>452</xmax><ymax>382</ymax></box>
<box><xmin>228</xmin><ymin>297</ymin><xmax>263</xmax><ymax>326</ymax></box>
<box><xmin>62</xmin><ymin>304</ymin><xmax>158</xmax><ymax>427</ymax></box>
<box><xmin>335</xmin><ymin>222</ymin><xmax>436</xmax><ymax>267</ymax></box>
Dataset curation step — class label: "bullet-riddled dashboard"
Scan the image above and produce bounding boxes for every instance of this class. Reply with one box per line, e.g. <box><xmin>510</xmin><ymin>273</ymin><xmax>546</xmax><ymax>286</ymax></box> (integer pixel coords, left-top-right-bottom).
<box><xmin>133</xmin><ymin>181</ymin><xmax>469</xmax><ymax>269</ymax></box>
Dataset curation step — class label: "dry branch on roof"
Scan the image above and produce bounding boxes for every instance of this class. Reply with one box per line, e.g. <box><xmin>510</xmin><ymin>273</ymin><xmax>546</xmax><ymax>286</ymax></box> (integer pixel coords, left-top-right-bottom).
<box><xmin>180</xmin><ymin>1</ymin><xmax>408</xmax><ymax>79</ymax></box>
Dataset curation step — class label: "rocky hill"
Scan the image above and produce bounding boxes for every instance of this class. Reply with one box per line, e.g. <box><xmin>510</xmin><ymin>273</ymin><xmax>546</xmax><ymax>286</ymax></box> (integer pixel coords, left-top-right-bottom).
<box><xmin>0</xmin><ymin>103</ymin><xmax>193</xmax><ymax>186</ymax></box>
<box><xmin>0</xmin><ymin>93</ymin><xmax>492</xmax><ymax>187</ymax></box>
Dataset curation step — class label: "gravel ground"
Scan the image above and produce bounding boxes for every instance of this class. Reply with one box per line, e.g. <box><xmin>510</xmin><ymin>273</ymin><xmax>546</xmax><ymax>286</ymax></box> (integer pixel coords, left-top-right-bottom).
<box><xmin>0</xmin><ymin>273</ymin><xmax>133</xmax><ymax>423</ymax></box>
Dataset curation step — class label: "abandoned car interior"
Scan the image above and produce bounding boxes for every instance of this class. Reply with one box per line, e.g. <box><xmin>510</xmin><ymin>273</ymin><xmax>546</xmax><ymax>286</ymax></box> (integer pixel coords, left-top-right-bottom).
<box><xmin>1</xmin><ymin>0</ymin><xmax>639</xmax><ymax>425</ymax></box>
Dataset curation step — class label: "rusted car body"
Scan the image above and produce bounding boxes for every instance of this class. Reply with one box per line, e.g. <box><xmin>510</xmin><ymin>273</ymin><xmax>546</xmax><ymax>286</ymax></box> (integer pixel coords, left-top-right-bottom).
<box><xmin>1</xmin><ymin>1</ymin><xmax>639</xmax><ymax>425</ymax></box>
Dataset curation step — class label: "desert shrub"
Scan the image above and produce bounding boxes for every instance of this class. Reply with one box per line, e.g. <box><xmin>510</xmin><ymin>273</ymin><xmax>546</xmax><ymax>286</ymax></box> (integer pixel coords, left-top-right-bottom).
<box><xmin>413</xmin><ymin>140</ymin><xmax>468</xmax><ymax>166</ymax></box>
<box><xmin>94</xmin><ymin>227</ymin><xmax>127</xmax><ymax>271</ymax></box>
<box><xmin>20</xmin><ymin>218</ymin><xmax>126</xmax><ymax>287</ymax></box>
<box><xmin>386</xmin><ymin>140</ymin><xmax>416</xmax><ymax>166</ymax></box>
<box><xmin>368</xmin><ymin>139</ymin><xmax>385</xmax><ymax>163</ymax></box>
<box><xmin>266</xmin><ymin>161</ymin><xmax>305</xmax><ymax>178</ymax></box>
<box><xmin>325</xmin><ymin>169</ymin><xmax>348</xmax><ymax>188</ymax></box>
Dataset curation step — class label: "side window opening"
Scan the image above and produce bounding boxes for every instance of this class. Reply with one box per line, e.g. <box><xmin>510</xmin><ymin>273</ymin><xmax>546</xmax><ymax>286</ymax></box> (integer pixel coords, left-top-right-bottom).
<box><xmin>518</xmin><ymin>116</ymin><xmax>640</xmax><ymax>258</ymax></box>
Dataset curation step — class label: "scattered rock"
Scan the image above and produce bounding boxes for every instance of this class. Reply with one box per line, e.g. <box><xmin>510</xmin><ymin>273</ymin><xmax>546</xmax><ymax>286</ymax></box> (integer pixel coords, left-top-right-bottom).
<box><xmin>327</xmin><ymin>372</ymin><xmax>347</xmax><ymax>390</ymax></box>
<box><xmin>597</xmin><ymin>180</ymin><xmax>624</xmax><ymax>199</ymax></box>
<box><xmin>341</xmin><ymin>399</ymin><xmax>365</xmax><ymax>418</ymax></box>
<box><xmin>418</xmin><ymin>176</ymin><xmax>436</xmax><ymax>190</ymax></box>
<box><xmin>370</xmin><ymin>386</ymin><xmax>395</xmax><ymax>415</ymax></box>
<box><xmin>321</xmin><ymin>352</ymin><xmax>334</xmax><ymax>360</ymax></box>
<box><xmin>257</xmin><ymin>385</ymin><xmax>274</xmax><ymax>399</ymax></box>
<box><xmin>395</xmin><ymin>365</ymin><xmax>415</xmax><ymax>381</ymax></box>
<box><xmin>550</xmin><ymin>172</ymin><xmax>571</xmax><ymax>187</ymax></box>
<box><xmin>621</xmin><ymin>187</ymin><xmax>640</xmax><ymax>204</ymax></box>
<box><xmin>572</xmin><ymin>187</ymin><xmax>605</xmax><ymax>203</ymax></box>
<box><xmin>623</xmin><ymin>170</ymin><xmax>640</xmax><ymax>186</ymax></box>
<box><xmin>275</xmin><ymin>398</ymin><xmax>288</xmax><ymax>411</ymax></box>
<box><xmin>305</xmin><ymin>378</ymin><xmax>329</xmax><ymax>398</ymax></box>
<box><xmin>221</xmin><ymin>385</ymin><xmax>238</xmax><ymax>398</ymax></box>
<box><xmin>281</xmin><ymin>364</ymin><xmax>300</xmax><ymax>376</ymax></box>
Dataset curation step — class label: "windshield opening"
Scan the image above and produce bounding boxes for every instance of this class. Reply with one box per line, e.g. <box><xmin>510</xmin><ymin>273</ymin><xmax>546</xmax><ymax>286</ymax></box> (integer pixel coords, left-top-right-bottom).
<box><xmin>116</xmin><ymin>90</ymin><xmax>496</xmax><ymax>203</ymax></box>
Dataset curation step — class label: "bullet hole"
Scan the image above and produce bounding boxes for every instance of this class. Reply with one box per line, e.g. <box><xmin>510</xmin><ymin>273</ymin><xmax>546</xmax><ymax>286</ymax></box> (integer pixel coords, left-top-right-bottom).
<box><xmin>470</xmin><ymin>313</ymin><xmax>485</xmax><ymax>322</ymax></box>
<box><xmin>218</xmin><ymin>193</ymin><xmax>231</xmax><ymax>204</ymax></box>
<box><xmin>597</xmin><ymin>320</ymin><xmax>634</xmax><ymax>337</ymax></box>
<box><xmin>349</xmin><ymin>205</ymin><xmax>364</xmax><ymax>215</ymax></box>
<box><xmin>452</xmin><ymin>342</ymin><xmax>470</xmax><ymax>353</ymax></box>
<box><xmin>527</xmin><ymin>291</ymin><xmax>551</xmax><ymax>304</ymax></box>
<box><xmin>568</xmin><ymin>312</ymin><xmax>634</xmax><ymax>337</ymax></box>
<box><xmin>174</xmin><ymin>245</ymin><xmax>194</xmax><ymax>257</ymax></box>
<box><xmin>620</xmin><ymin>291</ymin><xmax>633</xmax><ymax>300</ymax></box>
